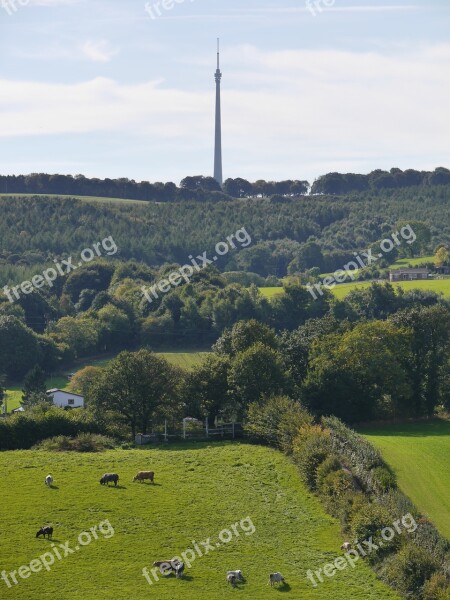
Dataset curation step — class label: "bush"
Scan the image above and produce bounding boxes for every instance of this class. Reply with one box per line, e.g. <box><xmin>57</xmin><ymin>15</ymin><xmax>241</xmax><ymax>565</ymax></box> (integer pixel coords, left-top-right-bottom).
<box><xmin>0</xmin><ymin>406</ymin><xmax>105</xmax><ymax>450</ymax></box>
<box><xmin>321</xmin><ymin>469</ymin><xmax>354</xmax><ymax>498</ymax></box>
<box><xmin>351</xmin><ymin>503</ymin><xmax>400</xmax><ymax>562</ymax></box>
<box><xmin>371</xmin><ymin>466</ymin><xmax>397</xmax><ymax>494</ymax></box>
<box><xmin>316</xmin><ymin>455</ymin><xmax>341</xmax><ymax>491</ymax></box>
<box><xmin>245</xmin><ymin>396</ymin><xmax>313</xmax><ymax>453</ymax></box>
<box><xmin>322</xmin><ymin>416</ymin><xmax>392</xmax><ymax>493</ymax></box>
<box><xmin>292</xmin><ymin>425</ymin><xmax>333</xmax><ymax>489</ymax></box>
<box><xmin>380</xmin><ymin>544</ymin><xmax>438</xmax><ymax>596</ymax></box>
<box><xmin>32</xmin><ymin>433</ymin><xmax>116</xmax><ymax>452</ymax></box>
<box><xmin>422</xmin><ymin>573</ymin><xmax>450</xmax><ymax>600</ymax></box>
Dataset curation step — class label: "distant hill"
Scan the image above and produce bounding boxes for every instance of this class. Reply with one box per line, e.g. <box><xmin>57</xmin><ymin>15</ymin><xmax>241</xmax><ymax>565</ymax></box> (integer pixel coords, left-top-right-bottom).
<box><xmin>0</xmin><ymin>183</ymin><xmax>448</xmax><ymax>278</ymax></box>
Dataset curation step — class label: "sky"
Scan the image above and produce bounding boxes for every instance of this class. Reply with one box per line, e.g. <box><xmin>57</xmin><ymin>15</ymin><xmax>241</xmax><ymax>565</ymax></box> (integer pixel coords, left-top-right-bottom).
<box><xmin>0</xmin><ymin>0</ymin><xmax>449</xmax><ymax>185</ymax></box>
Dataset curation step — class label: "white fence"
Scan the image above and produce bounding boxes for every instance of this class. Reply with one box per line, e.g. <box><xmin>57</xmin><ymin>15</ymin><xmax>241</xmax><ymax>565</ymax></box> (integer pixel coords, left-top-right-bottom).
<box><xmin>135</xmin><ymin>420</ymin><xmax>243</xmax><ymax>445</ymax></box>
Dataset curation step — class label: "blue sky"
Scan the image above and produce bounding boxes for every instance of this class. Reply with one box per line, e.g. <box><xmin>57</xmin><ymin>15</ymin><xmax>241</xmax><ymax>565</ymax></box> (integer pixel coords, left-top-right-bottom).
<box><xmin>0</xmin><ymin>0</ymin><xmax>449</xmax><ymax>184</ymax></box>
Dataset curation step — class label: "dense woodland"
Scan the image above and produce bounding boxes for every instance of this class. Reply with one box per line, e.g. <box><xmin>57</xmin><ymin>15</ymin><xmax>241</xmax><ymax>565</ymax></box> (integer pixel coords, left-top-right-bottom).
<box><xmin>0</xmin><ymin>183</ymin><xmax>449</xmax><ymax>283</ymax></box>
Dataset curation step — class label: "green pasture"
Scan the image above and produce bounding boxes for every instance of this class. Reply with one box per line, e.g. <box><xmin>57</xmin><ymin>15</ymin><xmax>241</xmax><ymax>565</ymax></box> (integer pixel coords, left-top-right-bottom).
<box><xmin>259</xmin><ymin>278</ymin><xmax>450</xmax><ymax>301</ymax></box>
<box><xmin>361</xmin><ymin>419</ymin><xmax>450</xmax><ymax>540</ymax></box>
<box><xmin>0</xmin><ymin>443</ymin><xmax>398</xmax><ymax>599</ymax></box>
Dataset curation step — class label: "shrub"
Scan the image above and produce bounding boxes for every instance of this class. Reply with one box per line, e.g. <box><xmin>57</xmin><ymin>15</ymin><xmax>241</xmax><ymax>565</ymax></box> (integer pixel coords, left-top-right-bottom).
<box><xmin>321</xmin><ymin>469</ymin><xmax>354</xmax><ymax>498</ymax></box>
<box><xmin>351</xmin><ymin>503</ymin><xmax>400</xmax><ymax>562</ymax></box>
<box><xmin>245</xmin><ymin>396</ymin><xmax>313</xmax><ymax>453</ymax></box>
<box><xmin>371</xmin><ymin>466</ymin><xmax>397</xmax><ymax>494</ymax></box>
<box><xmin>322</xmin><ymin>416</ymin><xmax>392</xmax><ymax>494</ymax></box>
<box><xmin>33</xmin><ymin>433</ymin><xmax>116</xmax><ymax>452</ymax></box>
<box><xmin>316</xmin><ymin>455</ymin><xmax>341</xmax><ymax>491</ymax></box>
<box><xmin>292</xmin><ymin>425</ymin><xmax>333</xmax><ymax>489</ymax></box>
<box><xmin>422</xmin><ymin>573</ymin><xmax>450</xmax><ymax>600</ymax></box>
<box><xmin>380</xmin><ymin>544</ymin><xmax>438</xmax><ymax>596</ymax></box>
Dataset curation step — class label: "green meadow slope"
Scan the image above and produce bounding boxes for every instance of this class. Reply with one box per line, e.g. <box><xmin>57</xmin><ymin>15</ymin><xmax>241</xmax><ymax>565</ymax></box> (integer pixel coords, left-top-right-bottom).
<box><xmin>0</xmin><ymin>443</ymin><xmax>398</xmax><ymax>599</ymax></box>
<box><xmin>259</xmin><ymin>278</ymin><xmax>450</xmax><ymax>301</ymax></box>
<box><xmin>362</xmin><ymin>419</ymin><xmax>450</xmax><ymax>540</ymax></box>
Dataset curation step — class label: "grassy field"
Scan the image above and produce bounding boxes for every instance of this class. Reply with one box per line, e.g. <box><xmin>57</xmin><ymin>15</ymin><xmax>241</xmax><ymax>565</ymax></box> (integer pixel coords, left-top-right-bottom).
<box><xmin>331</xmin><ymin>278</ymin><xmax>450</xmax><ymax>300</ymax></box>
<box><xmin>158</xmin><ymin>352</ymin><xmax>209</xmax><ymax>370</ymax></box>
<box><xmin>0</xmin><ymin>443</ymin><xmax>398</xmax><ymax>599</ymax></box>
<box><xmin>258</xmin><ymin>287</ymin><xmax>285</xmax><ymax>298</ymax></box>
<box><xmin>361</xmin><ymin>419</ymin><xmax>450</xmax><ymax>540</ymax></box>
<box><xmin>390</xmin><ymin>255</ymin><xmax>434</xmax><ymax>268</ymax></box>
<box><xmin>259</xmin><ymin>278</ymin><xmax>450</xmax><ymax>301</ymax></box>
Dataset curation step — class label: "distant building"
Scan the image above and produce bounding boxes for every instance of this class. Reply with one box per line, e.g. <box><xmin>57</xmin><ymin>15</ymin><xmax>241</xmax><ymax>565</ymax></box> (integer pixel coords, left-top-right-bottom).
<box><xmin>389</xmin><ymin>268</ymin><xmax>429</xmax><ymax>282</ymax></box>
<box><xmin>46</xmin><ymin>389</ymin><xmax>84</xmax><ymax>409</ymax></box>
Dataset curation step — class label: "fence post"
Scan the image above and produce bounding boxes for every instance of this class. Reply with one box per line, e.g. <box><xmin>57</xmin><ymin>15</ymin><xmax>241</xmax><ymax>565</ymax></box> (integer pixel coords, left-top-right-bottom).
<box><xmin>183</xmin><ymin>419</ymin><xmax>186</xmax><ymax>440</ymax></box>
<box><xmin>232</xmin><ymin>422</ymin><xmax>235</xmax><ymax>439</ymax></box>
<box><xmin>164</xmin><ymin>419</ymin><xmax>168</xmax><ymax>443</ymax></box>
<box><xmin>205</xmin><ymin>417</ymin><xmax>209</xmax><ymax>438</ymax></box>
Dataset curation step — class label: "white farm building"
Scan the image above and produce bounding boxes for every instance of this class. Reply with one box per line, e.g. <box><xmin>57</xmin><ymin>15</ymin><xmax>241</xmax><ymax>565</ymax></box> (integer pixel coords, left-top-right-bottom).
<box><xmin>46</xmin><ymin>389</ymin><xmax>84</xmax><ymax>409</ymax></box>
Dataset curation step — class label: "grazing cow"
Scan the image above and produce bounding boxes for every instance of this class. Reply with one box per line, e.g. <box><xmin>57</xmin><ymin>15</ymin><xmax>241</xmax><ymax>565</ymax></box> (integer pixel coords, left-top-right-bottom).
<box><xmin>153</xmin><ymin>560</ymin><xmax>184</xmax><ymax>578</ymax></box>
<box><xmin>227</xmin><ymin>573</ymin><xmax>237</xmax><ymax>587</ymax></box>
<box><xmin>45</xmin><ymin>474</ymin><xmax>53</xmax><ymax>487</ymax></box>
<box><xmin>227</xmin><ymin>570</ymin><xmax>244</xmax><ymax>582</ymax></box>
<box><xmin>269</xmin><ymin>572</ymin><xmax>285</xmax><ymax>587</ymax></box>
<box><xmin>341</xmin><ymin>542</ymin><xmax>352</xmax><ymax>552</ymax></box>
<box><xmin>133</xmin><ymin>471</ymin><xmax>154</xmax><ymax>483</ymax></box>
<box><xmin>100</xmin><ymin>473</ymin><xmax>119</xmax><ymax>486</ymax></box>
<box><xmin>36</xmin><ymin>526</ymin><xmax>53</xmax><ymax>539</ymax></box>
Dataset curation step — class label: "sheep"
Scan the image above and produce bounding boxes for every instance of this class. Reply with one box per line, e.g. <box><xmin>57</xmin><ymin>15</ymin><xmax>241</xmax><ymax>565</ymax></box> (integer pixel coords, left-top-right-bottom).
<box><xmin>227</xmin><ymin>570</ymin><xmax>244</xmax><ymax>581</ymax></box>
<box><xmin>36</xmin><ymin>526</ymin><xmax>53</xmax><ymax>539</ymax></box>
<box><xmin>269</xmin><ymin>572</ymin><xmax>285</xmax><ymax>587</ymax></box>
<box><xmin>45</xmin><ymin>474</ymin><xmax>53</xmax><ymax>487</ymax></box>
<box><xmin>341</xmin><ymin>542</ymin><xmax>352</xmax><ymax>552</ymax></box>
<box><xmin>100</xmin><ymin>473</ymin><xmax>119</xmax><ymax>486</ymax></box>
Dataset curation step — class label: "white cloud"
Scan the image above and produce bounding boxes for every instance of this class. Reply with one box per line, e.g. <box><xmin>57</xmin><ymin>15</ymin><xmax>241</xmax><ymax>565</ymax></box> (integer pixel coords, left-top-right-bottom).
<box><xmin>26</xmin><ymin>0</ymin><xmax>84</xmax><ymax>5</ymax></box>
<box><xmin>80</xmin><ymin>40</ymin><xmax>118</xmax><ymax>62</ymax></box>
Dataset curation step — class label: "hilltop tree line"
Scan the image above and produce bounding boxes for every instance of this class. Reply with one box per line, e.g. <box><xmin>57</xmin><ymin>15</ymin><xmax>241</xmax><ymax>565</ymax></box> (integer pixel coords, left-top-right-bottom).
<box><xmin>1</xmin><ymin>166</ymin><xmax>449</xmax><ymax>201</ymax></box>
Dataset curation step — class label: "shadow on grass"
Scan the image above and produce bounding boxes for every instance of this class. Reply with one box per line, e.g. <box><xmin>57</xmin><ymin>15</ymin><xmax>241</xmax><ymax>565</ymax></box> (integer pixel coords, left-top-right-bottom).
<box><xmin>359</xmin><ymin>419</ymin><xmax>450</xmax><ymax>438</ymax></box>
<box><xmin>161</xmin><ymin>573</ymin><xmax>194</xmax><ymax>582</ymax></box>
<box><xmin>49</xmin><ymin>484</ymin><xmax>59</xmax><ymax>490</ymax></box>
<box><xmin>273</xmin><ymin>583</ymin><xmax>291</xmax><ymax>592</ymax></box>
<box><xmin>132</xmin><ymin>482</ymin><xmax>162</xmax><ymax>486</ymax></box>
<box><xmin>133</xmin><ymin>440</ymin><xmax>254</xmax><ymax>452</ymax></box>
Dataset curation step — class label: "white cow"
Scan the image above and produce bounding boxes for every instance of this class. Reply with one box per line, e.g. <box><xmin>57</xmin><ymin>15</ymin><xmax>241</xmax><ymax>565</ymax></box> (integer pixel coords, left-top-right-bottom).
<box><xmin>269</xmin><ymin>572</ymin><xmax>285</xmax><ymax>587</ymax></box>
<box><xmin>45</xmin><ymin>474</ymin><xmax>53</xmax><ymax>487</ymax></box>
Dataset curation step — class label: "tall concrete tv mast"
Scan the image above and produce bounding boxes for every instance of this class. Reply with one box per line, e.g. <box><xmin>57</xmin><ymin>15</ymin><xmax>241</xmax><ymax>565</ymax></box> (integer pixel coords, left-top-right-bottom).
<box><xmin>214</xmin><ymin>38</ymin><xmax>223</xmax><ymax>186</ymax></box>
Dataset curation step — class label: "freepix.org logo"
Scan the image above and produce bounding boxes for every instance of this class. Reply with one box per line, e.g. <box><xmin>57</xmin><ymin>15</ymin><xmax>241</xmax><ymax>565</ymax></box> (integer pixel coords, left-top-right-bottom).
<box><xmin>3</xmin><ymin>236</ymin><xmax>118</xmax><ymax>303</ymax></box>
